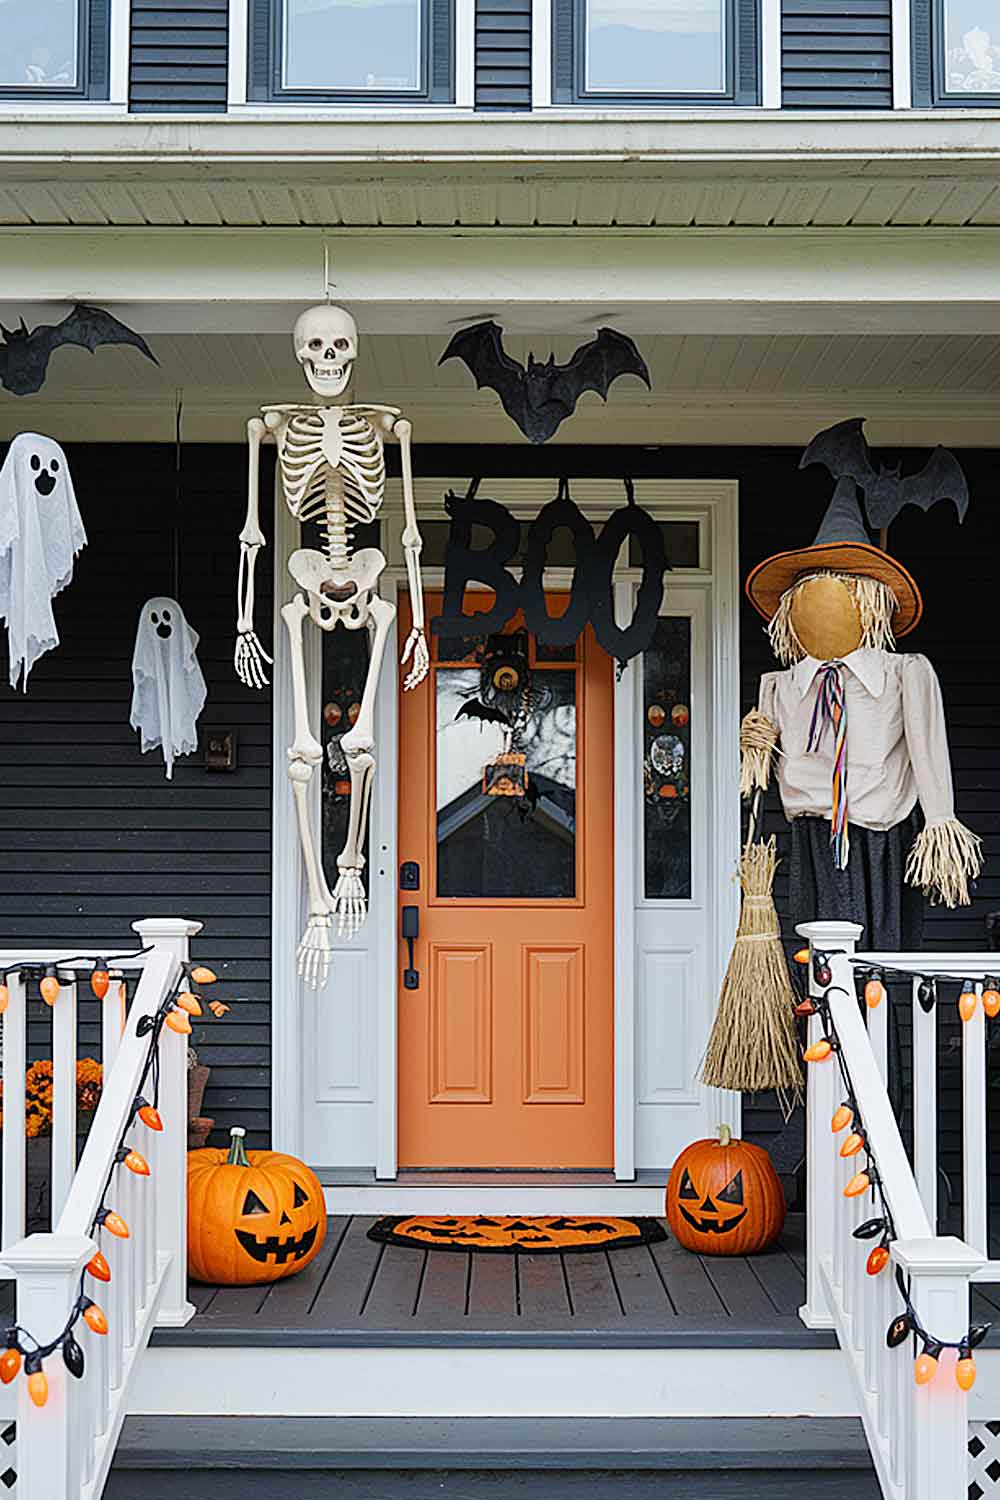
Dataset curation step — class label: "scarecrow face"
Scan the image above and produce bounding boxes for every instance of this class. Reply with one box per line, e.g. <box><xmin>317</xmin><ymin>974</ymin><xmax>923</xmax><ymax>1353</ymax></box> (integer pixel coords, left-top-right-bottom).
<box><xmin>789</xmin><ymin>574</ymin><xmax>862</xmax><ymax>661</ymax></box>
<box><xmin>675</xmin><ymin>1166</ymin><xmax>748</xmax><ymax>1237</ymax></box>
<box><xmin>235</xmin><ymin>1171</ymin><xmax>320</xmax><ymax>1267</ymax></box>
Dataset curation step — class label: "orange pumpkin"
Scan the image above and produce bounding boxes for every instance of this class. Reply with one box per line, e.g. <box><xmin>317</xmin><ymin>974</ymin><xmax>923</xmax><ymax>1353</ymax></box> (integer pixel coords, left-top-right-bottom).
<box><xmin>187</xmin><ymin>1127</ymin><xmax>326</xmax><ymax>1284</ymax></box>
<box><xmin>665</xmin><ymin>1125</ymin><xmax>786</xmax><ymax>1256</ymax></box>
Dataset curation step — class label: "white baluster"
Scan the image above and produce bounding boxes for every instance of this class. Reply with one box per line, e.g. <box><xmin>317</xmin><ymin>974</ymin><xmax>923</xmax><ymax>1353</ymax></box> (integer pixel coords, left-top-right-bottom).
<box><xmin>106</xmin><ymin>1222</ymin><xmax>123</xmax><ymax>1395</ymax></box>
<box><xmin>963</xmin><ymin>983</ymin><xmax>987</xmax><ymax>1256</ymax></box>
<box><xmin>2</xmin><ymin>973</ymin><xmax>27</xmax><ymax>1249</ymax></box>
<box><xmin>101</xmin><ymin>975</ymin><xmax>126</xmax><ymax>1077</ymax></box>
<box><xmin>51</xmin><ymin>979</ymin><xmax>78</xmax><ymax>1226</ymax></box>
<box><xmin>912</xmin><ymin>974</ymin><xmax>938</xmax><ymax>1229</ymax></box>
<box><xmin>867</xmin><ymin>976</ymin><xmax>888</xmax><ymax>1082</ymax></box>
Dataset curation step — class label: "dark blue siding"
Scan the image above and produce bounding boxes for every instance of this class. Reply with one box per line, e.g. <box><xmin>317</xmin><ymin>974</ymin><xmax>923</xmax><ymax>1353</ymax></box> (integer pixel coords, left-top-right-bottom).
<box><xmin>782</xmin><ymin>0</ymin><xmax>893</xmax><ymax>107</ymax></box>
<box><xmin>129</xmin><ymin>0</ymin><xmax>230</xmax><ymax>113</ymax></box>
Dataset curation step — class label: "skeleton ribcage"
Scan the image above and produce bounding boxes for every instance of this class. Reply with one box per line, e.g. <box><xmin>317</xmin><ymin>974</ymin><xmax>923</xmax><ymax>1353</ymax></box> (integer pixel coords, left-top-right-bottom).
<box><xmin>277</xmin><ymin>410</ymin><xmax>386</xmax><ymax>558</ymax></box>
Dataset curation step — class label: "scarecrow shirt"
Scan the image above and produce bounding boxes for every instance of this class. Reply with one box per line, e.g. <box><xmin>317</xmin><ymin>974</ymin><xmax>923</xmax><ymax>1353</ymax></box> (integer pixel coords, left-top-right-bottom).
<box><xmin>751</xmin><ymin>647</ymin><xmax>982</xmax><ymax>906</ymax></box>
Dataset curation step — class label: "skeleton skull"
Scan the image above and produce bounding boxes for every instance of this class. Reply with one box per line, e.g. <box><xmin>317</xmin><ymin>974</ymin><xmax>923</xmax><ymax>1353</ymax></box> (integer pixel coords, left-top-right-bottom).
<box><xmin>293</xmin><ymin>305</ymin><xmax>358</xmax><ymax>399</ymax></box>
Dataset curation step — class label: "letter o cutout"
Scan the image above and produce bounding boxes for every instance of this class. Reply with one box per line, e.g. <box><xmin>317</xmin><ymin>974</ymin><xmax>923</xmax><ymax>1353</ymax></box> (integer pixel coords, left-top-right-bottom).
<box><xmin>588</xmin><ymin>505</ymin><xmax>667</xmax><ymax>660</ymax></box>
<box><xmin>520</xmin><ymin>494</ymin><xmax>595</xmax><ymax>648</ymax></box>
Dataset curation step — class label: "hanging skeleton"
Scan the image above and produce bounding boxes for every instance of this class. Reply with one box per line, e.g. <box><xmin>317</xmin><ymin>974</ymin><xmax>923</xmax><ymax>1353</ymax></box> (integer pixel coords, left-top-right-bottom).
<box><xmin>236</xmin><ymin>305</ymin><xmax>428</xmax><ymax>987</ymax></box>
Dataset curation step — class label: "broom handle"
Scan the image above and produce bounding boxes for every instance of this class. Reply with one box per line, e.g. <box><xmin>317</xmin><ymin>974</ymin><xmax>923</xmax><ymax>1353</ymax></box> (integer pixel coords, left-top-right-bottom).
<box><xmin>745</xmin><ymin>786</ymin><xmax>764</xmax><ymax>850</ymax></box>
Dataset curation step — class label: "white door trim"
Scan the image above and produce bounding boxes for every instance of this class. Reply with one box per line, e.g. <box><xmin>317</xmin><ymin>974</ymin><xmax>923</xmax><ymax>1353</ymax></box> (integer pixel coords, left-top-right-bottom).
<box><xmin>271</xmin><ymin>477</ymin><xmax>741</xmax><ymax>1173</ymax></box>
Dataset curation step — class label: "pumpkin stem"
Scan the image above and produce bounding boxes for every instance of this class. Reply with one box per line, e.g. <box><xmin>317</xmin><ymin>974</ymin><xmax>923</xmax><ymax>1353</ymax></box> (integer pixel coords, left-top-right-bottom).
<box><xmin>227</xmin><ymin>1126</ymin><xmax>250</xmax><ymax>1167</ymax></box>
<box><xmin>718</xmin><ymin>1123</ymin><xmax>732</xmax><ymax>1148</ymax></box>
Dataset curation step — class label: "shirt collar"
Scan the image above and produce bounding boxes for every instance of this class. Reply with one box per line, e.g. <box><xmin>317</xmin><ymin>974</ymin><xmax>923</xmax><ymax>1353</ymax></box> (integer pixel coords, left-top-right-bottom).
<box><xmin>793</xmin><ymin>648</ymin><xmax>887</xmax><ymax>699</ymax></box>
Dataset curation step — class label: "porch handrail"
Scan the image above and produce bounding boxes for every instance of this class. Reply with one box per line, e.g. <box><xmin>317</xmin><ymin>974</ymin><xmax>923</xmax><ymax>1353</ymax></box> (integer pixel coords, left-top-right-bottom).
<box><xmin>798</xmin><ymin>920</ymin><xmax>983</xmax><ymax>1500</ymax></box>
<box><xmin>0</xmin><ymin>917</ymin><xmax>198</xmax><ymax>1500</ymax></box>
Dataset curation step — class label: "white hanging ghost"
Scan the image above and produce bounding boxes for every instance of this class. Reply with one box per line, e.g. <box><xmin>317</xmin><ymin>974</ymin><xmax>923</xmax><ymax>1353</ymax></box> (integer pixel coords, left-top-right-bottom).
<box><xmin>0</xmin><ymin>433</ymin><xmax>86</xmax><ymax>689</ymax></box>
<box><xmin>130</xmin><ymin>597</ymin><xmax>207</xmax><ymax>780</ymax></box>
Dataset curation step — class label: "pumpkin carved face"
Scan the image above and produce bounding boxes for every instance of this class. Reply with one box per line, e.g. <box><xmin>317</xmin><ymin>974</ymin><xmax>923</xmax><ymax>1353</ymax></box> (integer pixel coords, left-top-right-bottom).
<box><xmin>187</xmin><ymin>1129</ymin><xmax>326</xmax><ymax>1284</ymax></box>
<box><xmin>665</xmin><ymin>1127</ymin><xmax>785</xmax><ymax>1256</ymax></box>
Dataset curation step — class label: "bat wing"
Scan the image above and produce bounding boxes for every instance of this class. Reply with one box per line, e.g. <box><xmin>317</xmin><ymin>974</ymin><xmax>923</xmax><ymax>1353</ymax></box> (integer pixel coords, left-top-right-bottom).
<box><xmin>439</xmin><ymin>321</ymin><xmax>527</xmax><ymax>432</ymax></box>
<box><xmin>455</xmin><ymin>699</ymin><xmax>510</xmax><ymax>726</ymax></box>
<box><xmin>550</xmin><ymin>328</ymin><xmax>651</xmax><ymax>416</ymax></box>
<box><xmin>872</xmin><ymin>446</ymin><xmax>970</xmax><ymax>530</ymax></box>
<box><xmin>46</xmin><ymin>303</ymin><xmax>158</xmax><ymax>365</ymax></box>
<box><xmin>799</xmin><ymin>417</ymin><xmax>877</xmax><ymax>489</ymax></box>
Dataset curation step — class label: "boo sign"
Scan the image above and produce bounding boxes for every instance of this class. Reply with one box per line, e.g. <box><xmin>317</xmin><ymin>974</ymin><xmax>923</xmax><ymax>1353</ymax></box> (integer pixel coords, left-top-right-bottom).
<box><xmin>429</xmin><ymin>489</ymin><xmax>667</xmax><ymax>661</ymax></box>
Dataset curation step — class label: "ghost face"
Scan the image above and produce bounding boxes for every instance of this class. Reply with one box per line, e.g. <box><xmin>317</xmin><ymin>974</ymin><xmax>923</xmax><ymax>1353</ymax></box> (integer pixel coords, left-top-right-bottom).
<box><xmin>292</xmin><ymin>305</ymin><xmax>358</xmax><ymax>399</ymax></box>
<box><xmin>149</xmin><ymin>605</ymin><xmax>173</xmax><ymax>641</ymax></box>
<box><xmin>28</xmin><ymin>448</ymin><xmax>61</xmax><ymax>497</ymax></box>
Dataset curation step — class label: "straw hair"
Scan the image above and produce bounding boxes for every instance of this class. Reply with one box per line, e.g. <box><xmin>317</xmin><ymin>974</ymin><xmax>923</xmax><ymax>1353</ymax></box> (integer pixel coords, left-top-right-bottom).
<box><xmin>702</xmin><ymin>838</ymin><xmax>803</xmax><ymax>1101</ymax></box>
<box><xmin>767</xmin><ymin>571</ymin><xmax>898</xmax><ymax>666</ymax></box>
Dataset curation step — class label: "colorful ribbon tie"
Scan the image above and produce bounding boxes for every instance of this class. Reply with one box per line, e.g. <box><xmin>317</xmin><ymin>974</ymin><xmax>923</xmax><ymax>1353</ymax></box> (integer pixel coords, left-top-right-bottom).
<box><xmin>807</xmin><ymin>662</ymin><xmax>849</xmax><ymax>870</ymax></box>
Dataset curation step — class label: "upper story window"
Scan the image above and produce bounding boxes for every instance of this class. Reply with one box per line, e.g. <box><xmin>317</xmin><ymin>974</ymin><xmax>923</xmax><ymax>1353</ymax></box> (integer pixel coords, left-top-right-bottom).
<box><xmin>913</xmin><ymin>0</ymin><xmax>1000</xmax><ymax>103</ymax></box>
<box><xmin>0</xmin><ymin>0</ymin><xmax>110</xmax><ymax>97</ymax></box>
<box><xmin>249</xmin><ymin>0</ymin><xmax>455</xmax><ymax>102</ymax></box>
<box><xmin>552</xmin><ymin>0</ymin><xmax>758</xmax><ymax>104</ymax></box>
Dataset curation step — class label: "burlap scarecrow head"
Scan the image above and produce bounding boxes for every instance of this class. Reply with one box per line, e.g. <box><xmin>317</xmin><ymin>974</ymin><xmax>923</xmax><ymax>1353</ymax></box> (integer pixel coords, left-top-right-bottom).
<box><xmin>744</xmin><ymin>480</ymin><xmax>923</xmax><ymax>666</ymax></box>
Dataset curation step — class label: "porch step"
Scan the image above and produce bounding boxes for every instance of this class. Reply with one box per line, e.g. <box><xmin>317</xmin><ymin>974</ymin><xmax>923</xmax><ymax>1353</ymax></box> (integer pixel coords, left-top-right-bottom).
<box><xmin>108</xmin><ymin>1416</ymin><xmax>880</xmax><ymax>1499</ymax></box>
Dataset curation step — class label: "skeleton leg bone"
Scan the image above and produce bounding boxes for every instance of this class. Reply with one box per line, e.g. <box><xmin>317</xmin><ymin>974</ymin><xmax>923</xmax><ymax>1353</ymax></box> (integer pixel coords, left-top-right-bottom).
<box><xmin>282</xmin><ymin>594</ymin><xmax>335</xmax><ymax>988</ymax></box>
<box><xmin>333</xmin><ymin>593</ymin><xmax>396</xmax><ymax>936</ymax></box>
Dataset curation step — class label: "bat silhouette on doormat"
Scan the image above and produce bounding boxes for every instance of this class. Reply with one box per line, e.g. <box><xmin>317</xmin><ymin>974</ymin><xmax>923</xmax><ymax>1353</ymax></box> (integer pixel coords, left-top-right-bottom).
<box><xmin>0</xmin><ymin>303</ymin><xmax>158</xmax><ymax>396</ymax></box>
<box><xmin>439</xmin><ymin>321</ymin><xmax>650</xmax><ymax>444</ymax></box>
<box><xmin>800</xmin><ymin>416</ymin><xmax>969</xmax><ymax>532</ymax></box>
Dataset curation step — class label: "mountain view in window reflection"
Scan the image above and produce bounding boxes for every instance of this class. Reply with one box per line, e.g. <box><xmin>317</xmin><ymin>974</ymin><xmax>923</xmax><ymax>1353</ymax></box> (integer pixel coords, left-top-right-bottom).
<box><xmin>0</xmin><ymin>0</ymin><xmax>78</xmax><ymax>87</ymax></box>
<box><xmin>283</xmin><ymin>0</ymin><xmax>421</xmax><ymax>90</ymax></box>
<box><xmin>585</xmin><ymin>0</ymin><xmax>725</xmax><ymax>93</ymax></box>
<box><xmin>436</xmin><ymin>668</ymin><xmax>577</xmax><ymax>900</ymax></box>
<box><xmin>944</xmin><ymin>0</ymin><xmax>1000</xmax><ymax>91</ymax></box>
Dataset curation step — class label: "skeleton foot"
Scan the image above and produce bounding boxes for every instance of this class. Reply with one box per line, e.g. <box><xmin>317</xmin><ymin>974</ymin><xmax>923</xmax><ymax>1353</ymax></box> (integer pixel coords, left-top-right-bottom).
<box><xmin>297</xmin><ymin>913</ymin><xmax>333</xmax><ymax>988</ymax></box>
<box><xmin>332</xmin><ymin>868</ymin><xmax>367</xmax><ymax>936</ymax></box>
<box><xmin>236</xmin><ymin>630</ymin><xmax>273</xmax><ymax>689</ymax></box>
<box><xmin>401</xmin><ymin>627</ymin><xmax>429</xmax><ymax>691</ymax></box>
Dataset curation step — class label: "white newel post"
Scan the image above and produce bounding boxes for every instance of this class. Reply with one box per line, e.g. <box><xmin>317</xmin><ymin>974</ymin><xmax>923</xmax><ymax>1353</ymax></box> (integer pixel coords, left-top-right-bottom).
<box><xmin>3</xmin><ymin>1233</ymin><xmax>94</xmax><ymax>1500</ymax></box>
<box><xmin>893</xmin><ymin>1237</ymin><xmax>984</xmax><ymax>1500</ymax></box>
<box><xmin>797</xmin><ymin>919</ymin><xmax>863</xmax><ymax>1329</ymax></box>
<box><xmin>132</xmin><ymin>918</ymin><xmax>201</xmax><ymax>1329</ymax></box>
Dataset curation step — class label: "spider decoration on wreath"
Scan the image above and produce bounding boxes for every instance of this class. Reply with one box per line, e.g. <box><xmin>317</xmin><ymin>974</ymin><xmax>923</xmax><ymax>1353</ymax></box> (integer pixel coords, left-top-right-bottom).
<box><xmin>454</xmin><ymin>632</ymin><xmax>553</xmax><ymax>819</ymax></box>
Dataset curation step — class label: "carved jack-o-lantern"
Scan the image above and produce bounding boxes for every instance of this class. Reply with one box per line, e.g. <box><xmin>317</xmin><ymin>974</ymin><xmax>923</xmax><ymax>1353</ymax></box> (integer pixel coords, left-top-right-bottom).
<box><xmin>665</xmin><ymin>1126</ymin><xmax>785</xmax><ymax>1256</ymax></box>
<box><xmin>187</xmin><ymin>1127</ymin><xmax>326</xmax><ymax>1284</ymax></box>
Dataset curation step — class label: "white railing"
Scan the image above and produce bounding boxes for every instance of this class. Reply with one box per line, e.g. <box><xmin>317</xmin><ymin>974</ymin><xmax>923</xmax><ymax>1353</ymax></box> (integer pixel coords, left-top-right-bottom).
<box><xmin>0</xmin><ymin>917</ymin><xmax>198</xmax><ymax>1500</ymax></box>
<box><xmin>799</xmin><ymin>920</ymin><xmax>985</xmax><ymax>1500</ymax></box>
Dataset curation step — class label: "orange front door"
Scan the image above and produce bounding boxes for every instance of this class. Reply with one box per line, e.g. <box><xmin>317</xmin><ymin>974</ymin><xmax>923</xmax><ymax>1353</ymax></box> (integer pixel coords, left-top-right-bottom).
<box><xmin>397</xmin><ymin>594</ymin><xmax>614</xmax><ymax>1169</ymax></box>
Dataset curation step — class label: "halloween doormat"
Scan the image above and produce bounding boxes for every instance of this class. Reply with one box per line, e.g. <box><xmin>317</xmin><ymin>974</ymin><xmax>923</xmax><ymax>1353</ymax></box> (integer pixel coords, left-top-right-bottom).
<box><xmin>367</xmin><ymin>1214</ymin><xmax>668</xmax><ymax>1254</ymax></box>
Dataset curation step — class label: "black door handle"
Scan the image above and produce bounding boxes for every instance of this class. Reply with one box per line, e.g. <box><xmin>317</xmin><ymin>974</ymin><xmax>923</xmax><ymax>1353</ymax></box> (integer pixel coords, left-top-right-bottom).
<box><xmin>401</xmin><ymin>905</ymin><xmax>419</xmax><ymax>990</ymax></box>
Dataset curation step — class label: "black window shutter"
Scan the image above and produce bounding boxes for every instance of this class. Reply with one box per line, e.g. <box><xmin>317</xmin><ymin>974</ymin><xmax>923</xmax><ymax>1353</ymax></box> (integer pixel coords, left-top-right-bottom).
<box><xmin>911</xmin><ymin>0</ymin><xmax>932</xmax><ymax>105</ymax></box>
<box><xmin>735</xmin><ymin>0</ymin><xmax>759</xmax><ymax>103</ymax></box>
<box><xmin>248</xmin><ymin>0</ymin><xmax>274</xmax><ymax>101</ymax></box>
<box><xmin>552</xmin><ymin>0</ymin><xmax>574</xmax><ymax>101</ymax></box>
<box><xmin>86</xmin><ymin>0</ymin><xmax>111</xmax><ymax>97</ymax></box>
<box><xmin>430</xmin><ymin>0</ymin><xmax>455</xmax><ymax>99</ymax></box>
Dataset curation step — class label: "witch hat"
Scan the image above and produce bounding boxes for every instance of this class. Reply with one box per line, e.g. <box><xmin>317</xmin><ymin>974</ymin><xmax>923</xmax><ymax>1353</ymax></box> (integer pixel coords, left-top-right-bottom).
<box><xmin>745</xmin><ymin>477</ymin><xmax>922</xmax><ymax>636</ymax></box>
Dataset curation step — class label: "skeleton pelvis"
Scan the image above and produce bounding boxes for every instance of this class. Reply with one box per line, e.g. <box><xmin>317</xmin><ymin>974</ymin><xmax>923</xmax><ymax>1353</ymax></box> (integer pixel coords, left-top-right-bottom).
<box><xmin>287</xmin><ymin>547</ymin><xmax>387</xmax><ymax>631</ymax></box>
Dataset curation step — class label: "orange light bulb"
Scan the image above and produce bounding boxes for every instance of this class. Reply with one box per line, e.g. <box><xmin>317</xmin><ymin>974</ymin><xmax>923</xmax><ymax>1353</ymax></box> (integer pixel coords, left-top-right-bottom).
<box><xmin>956</xmin><ymin>1356</ymin><xmax>977</xmax><ymax>1391</ymax></box>
<box><xmin>0</xmin><ymin>1349</ymin><xmax>21</xmax><ymax>1385</ymax></box>
<box><xmin>984</xmin><ymin>989</ymin><xmax>1000</xmax><ymax>1019</ymax></box>
<box><xmin>792</xmin><ymin>948</ymin><xmax>809</xmax><ymax>966</ymax></box>
<box><xmin>866</xmin><ymin>1246</ymin><xmax>890</xmax><ymax>1276</ymax></box>
<box><xmin>40</xmin><ymin>972</ymin><xmax>59</xmax><ymax>1007</ymax></box>
<box><xmin>175</xmin><ymin>990</ymin><xmax>202</xmax><ymax>1017</ymax></box>
<box><xmin>803</xmin><ymin>1039</ymin><xmax>832</xmax><ymax>1063</ymax></box>
<box><xmin>914</xmin><ymin>1352</ymin><xmax>938</xmax><ymax>1386</ymax></box>
<box><xmin>124</xmin><ymin>1149</ymin><xmax>149</xmax><ymax>1176</ymax></box>
<box><xmin>82</xmin><ymin>1302</ymin><xmax>108</xmax><ymax>1336</ymax></box>
<box><xmin>840</xmin><ymin>1131</ymin><xmax>864</xmax><ymax>1158</ymax></box>
<box><xmin>103</xmin><ymin>1211</ymin><xmax>129</xmax><ymax>1240</ymax></box>
<box><xmin>844</xmin><ymin>1171</ymin><xmax>871</xmax><ymax>1198</ymax></box>
<box><xmin>87</xmin><ymin>1251</ymin><xmax>111</xmax><ymax>1283</ymax></box>
<box><xmin>0</xmin><ymin>984</ymin><xmax>9</xmax><ymax>1016</ymax></box>
<box><xmin>165</xmin><ymin>1007</ymin><xmax>191</xmax><ymax>1035</ymax></box>
<box><xmin>959</xmin><ymin>990</ymin><xmax>978</xmax><ymax>1023</ymax></box>
<box><xmin>864</xmin><ymin>978</ymin><xmax>886</xmax><ymax>1010</ymax></box>
<box><xmin>190</xmin><ymin>966</ymin><xmax>217</xmax><ymax>985</ymax></box>
<box><xmin>138</xmin><ymin>1104</ymin><xmax>163</xmax><ymax>1131</ymax></box>
<box><xmin>831</xmin><ymin>1105</ymin><xmax>853</xmax><ymax>1133</ymax></box>
<box><xmin>27</xmin><ymin>1369</ymin><xmax>48</xmax><ymax>1407</ymax></box>
<box><xmin>119</xmin><ymin>979</ymin><xmax>127</xmax><ymax>1003</ymax></box>
<box><xmin>90</xmin><ymin>968</ymin><xmax>110</xmax><ymax>1000</ymax></box>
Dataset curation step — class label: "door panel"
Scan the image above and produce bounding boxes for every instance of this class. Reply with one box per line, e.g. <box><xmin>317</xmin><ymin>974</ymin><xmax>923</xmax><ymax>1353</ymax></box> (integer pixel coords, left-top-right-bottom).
<box><xmin>398</xmin><ymin>593</ymin><xmax>613</xmax><ymax>1169</ymax></box>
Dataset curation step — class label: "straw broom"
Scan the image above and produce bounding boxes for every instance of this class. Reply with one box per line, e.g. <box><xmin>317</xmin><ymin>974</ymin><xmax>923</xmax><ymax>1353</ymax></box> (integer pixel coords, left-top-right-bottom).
<box><xmin>702</xmin><ymin>794</ymin><xmax>802</xmax><ymax>1103</ymax></box>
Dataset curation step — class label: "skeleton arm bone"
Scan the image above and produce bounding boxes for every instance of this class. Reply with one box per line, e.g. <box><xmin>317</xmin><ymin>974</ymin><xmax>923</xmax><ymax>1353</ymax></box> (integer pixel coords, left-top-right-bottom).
<box><xmin>391</xmin><ymin>415</ymin><xmax>429</xmax><ymax>691</ymax></box>
<box><xmin>236</xmin><ymin>416</ymin><xmax>274</xmax><ymax>689</ymax></box>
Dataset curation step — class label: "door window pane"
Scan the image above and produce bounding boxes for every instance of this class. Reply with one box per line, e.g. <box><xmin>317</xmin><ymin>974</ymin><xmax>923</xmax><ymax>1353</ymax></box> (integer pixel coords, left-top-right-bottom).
<box><xmin>320</xmin><ymin>626</ymin><xmax>371</xmax><ymax>897</ymax></box>
<box><xmin>585</xmin><ymin>0</ymin><xmax>725</xmax><ymax>94</ymax></box>
<box><xmin>942</xmin><ymin>0</ymin><xmax>1000</xmax><ymax>92</ymax></box>
<box><xmin>283</xmin><ymin>0</ymin><xmax>422</xmax><ymax>90</ymax></box>
<box><xmin>0</xmin><ymin>0</ymin><xmax>78</xmax><ymax>87</ymax></box>
<box><xmin>436</xmin><ymin>666</ymin><xmax>577</xmax><ymax>899</ymax></box>
<box><xmin>643</xmin><ymin>616</ymin><xmax>692</xmax><ymax>900</ymax></box>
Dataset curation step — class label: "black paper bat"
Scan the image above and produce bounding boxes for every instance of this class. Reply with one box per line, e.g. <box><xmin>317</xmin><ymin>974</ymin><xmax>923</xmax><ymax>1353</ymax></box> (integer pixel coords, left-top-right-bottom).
<box><xmin>455</xmin><ymin>699</ymin><xmax>510</xmax><ymax>728</ymax></box>
<box><xmin>800</xmin><ymin>417</ymin><xmax>969</xmax><ymax>532</ymax></box>
<box><xmin>439</xmin><ymin>321</ymin><xmax>650</xmax><ymax>444</ymax></box>
<box><xmin>0</xmin><ymin>303</ymin><xmax>158</xmax><ymax>396</ymax></box>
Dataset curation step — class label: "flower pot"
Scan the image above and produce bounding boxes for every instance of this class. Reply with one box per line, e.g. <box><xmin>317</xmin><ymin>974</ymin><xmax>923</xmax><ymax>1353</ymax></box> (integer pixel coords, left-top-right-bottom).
<box><xmin>188</xmin><ymin>1116</ymin><xmax>215</xmax><ymax>1151</ymax></box>
<box><xmin>188</xmin><ymin>1064</ymin><xmax>210</xmax><ymax>1122</ymax></box>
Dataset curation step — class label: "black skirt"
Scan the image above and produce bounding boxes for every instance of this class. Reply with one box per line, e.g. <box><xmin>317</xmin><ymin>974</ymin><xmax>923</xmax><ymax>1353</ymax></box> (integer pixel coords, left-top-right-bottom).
<box><xmin>788</xmin><ymin>809</ymin><xmax>924</xmax><ymax>952</ymax></box>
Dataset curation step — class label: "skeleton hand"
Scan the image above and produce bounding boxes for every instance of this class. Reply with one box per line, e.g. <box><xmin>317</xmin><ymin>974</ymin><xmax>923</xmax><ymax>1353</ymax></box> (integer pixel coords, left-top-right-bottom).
<box><xmin>332</xmin><ymin>867</ymin><xmax>368</xmax><ymax>937</ymax></box>
<box><xmin>297</xmin><ymin>913</ymin><xmax>333</xmax><ymax>989</ymax></box>
<box><xmin>235</xmin><ymin>630</ymin><xmax>273</xmax><ymax>690</ymax></box>
<box><xmin>400</xmin><ymin>627</ymin><xmax>429</xmax><ymax>691</ymax></box>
